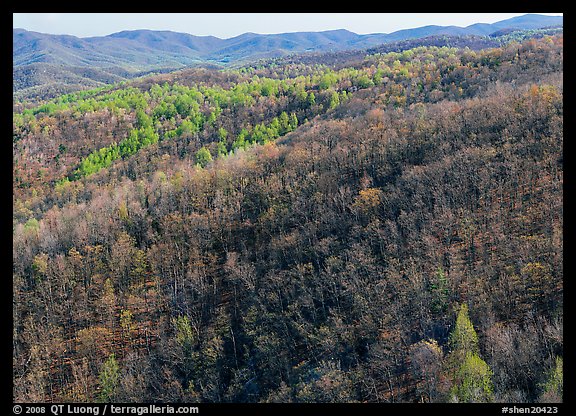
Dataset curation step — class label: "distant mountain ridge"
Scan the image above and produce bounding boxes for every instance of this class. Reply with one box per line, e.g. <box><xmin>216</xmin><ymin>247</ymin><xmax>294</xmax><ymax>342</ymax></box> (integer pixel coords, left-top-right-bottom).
<box><xmin>14</xmin><ymin>14</ymin><xmax>562</xmax><ymax>68</ymax></box>
<box><xmin>13</xmin><ymin>14</ymin><xmax>562</xmax><ymax>100</ymax></box>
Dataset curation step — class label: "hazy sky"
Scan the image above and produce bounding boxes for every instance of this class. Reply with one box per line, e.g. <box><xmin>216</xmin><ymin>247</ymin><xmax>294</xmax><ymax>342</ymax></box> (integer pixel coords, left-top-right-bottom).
<box><xmin>13</xmin><ymin>13</ymin><xmax>563</xmax><ymax>39</ymax></box>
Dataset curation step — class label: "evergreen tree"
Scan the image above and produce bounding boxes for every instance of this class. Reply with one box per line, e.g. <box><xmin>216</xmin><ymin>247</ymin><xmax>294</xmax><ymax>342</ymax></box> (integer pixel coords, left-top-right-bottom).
<box><xmin>98</xmin><ymin>354</ymin><xmax>119</xmax><ymax>403</ymax></box>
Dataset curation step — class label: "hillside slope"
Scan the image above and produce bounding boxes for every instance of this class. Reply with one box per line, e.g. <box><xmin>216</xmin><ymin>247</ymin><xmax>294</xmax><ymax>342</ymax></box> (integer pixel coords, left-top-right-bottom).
<box><xmin>13</xmin><ymin>14</ymin><xmax>562</xmax><ymax>101</ymax></box>
<box><xmin>13</xmin><ymin>35</ymin><xmax>563</xmax><ymax>404</ymax></box>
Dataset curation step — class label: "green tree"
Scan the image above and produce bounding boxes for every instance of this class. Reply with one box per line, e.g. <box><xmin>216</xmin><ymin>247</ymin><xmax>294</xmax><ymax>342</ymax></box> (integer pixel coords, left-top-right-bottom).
<box><xmin>217</xmin><ymin>127</ymin><xmax>228</xmax><ymax>142</ymax></box>
<box><xmin>173</xmin><ymin>315</ymin><xmax>198</xmax><ymax>384</ymax></box>
<box><xmin>217</xmin><ymin>140</ymin><xmax>228</xmax><ymax>158</ymax></box>
<box><xmin>328</xmin><ymin>90</ymin><xmax>340</xmax><ymax>110</ymax></box>
<box><xmin>278</xmin><ymin>112</ymin><xmax>291</xmax><ymax>135</ymax></box>
<box><xmin>355</xmin><ymin>74</ymin><xmax>375</xmax><ymax>89</ymax></box>
<box><xmin>130</xmin><ymin>248</ymin><xmax>148</xmax><ymax>286</ymax></box>
<box><xmin>540</xmin><ymin>356</ymin><xmax>563</xmax><ymax>402</ymax></box>
<box><xmin>307</xmin><ymin>92</ymin><xmax>316</xmax><ymax>107</ymax></box>
<box><xmin>24</xmin><ymin>218</ymin><xmax>40</xmax><ymax>236</ymax></box>
<box><xmin>177</xmin><ymin>119</ymin><xmax>200</xmax><ymax>137</ymax></box>
<box><xmin>318</xmin><ymin>71</ymin><xmax>338</xmax><ymax>90</ymax></box>
<box><xmin>98</xmin><ymin>353</ymin><xmax>120</xmax><ymax>402</ymax></box>
<box><xmin>195</xmin><ymin>146</ymin><xmax>213</xmax><ymax>168</ymax></box>
<box><xmin>136</xmin><ymin>109</ymin><xmax>152</xmax><ymax>129</ymax></box>
<box><xmin>138</xmin><ymin>125</ymin><xmax>159</xmax><ymax>147</ymax></box>
<box><xmin>430</xmin><ymin>267</ymin><xmax>450</xmax><ymax>314</ymax></box>
<box><xmin>120</xmin><ymin>309</ymin><xmax>136</xmax><ymax>340</ymax></box>
<box><xmin>289</xmin><ymin>112</ymin><xmax>299</xmax><ymax>131</ymax></box>
<box><xmin>449</xmin><ymin>303</ymin><xmax>479</xmax><ymax>358</ymax></box>
<box><xmin>174</xmin><ymin>315</ymin><xmax>196</xmax><ymax>353</ymax></box>
<box><xmin>447</xmin><ymin>304</ymin><xmax>494</xmax><ymax>403</ymax></box>
<box><xmin>450</xmin><ymin>352</ymin><xmax>494</xmax><ymax>403</ymax></box>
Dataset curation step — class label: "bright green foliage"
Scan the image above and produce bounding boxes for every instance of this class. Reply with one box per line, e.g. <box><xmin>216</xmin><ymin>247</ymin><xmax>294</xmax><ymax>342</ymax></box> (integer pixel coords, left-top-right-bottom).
<box><xmin>24</xmin><ymin>218</ymin><xmax>40</xmax><ymax>234</ymax></box>
<box><xmin>217</xmin><ymin>140</ymin><xmax>228</xmax><ymax>158</ymax></box>
<box><xmin>74</xmin><ymin>143</ymin><xmax>119</xmax><ymax>178</ymax></box>
<box><xmin>120</xmin><ymin>309</ymin><xmax>136</xmax><ymax>337</ymax></box>
<box><xmin>228</xmin><ymin>110</ymin><xmax>298</xmax><ymax>153</ymax></box>
<box><xmin>138</xmin><ymin>126</ymin><xmax>160</xmax><ymax>147</ymax></box>
<box><xmin>328</xmin><ymin>90</ymin><xmax>340</xmax><ymax>109</ymax></box>
<box><xmin>98</xmin><ymin>353</ymin><xmax>120</xmax><ymax>402</ymax></box>
<box><xmin>174</xmin><ymin>94</ymin><xmax>198</xmax><ymax>117</ymax></box>
<box><xmin>448</xmin><ymin>303</ymin><xmax>494</xmax><ymax>403</ymax></box>
<box><xmin>39</xmin><ymin>56</ymin><xmax>375</xmax><ymax>183</ymax></box>
<box><xmin>119</xmin><ymin>127</ymin><xmax>159</xmax><ymax>157</ymax></box>
<box><xmin>354</xmin><ymin>74</ymin><xmax>375</xmax><ymax>89</ymax></box>
<box><xmin>206</xmin><ymin>106</ymin><xmax>221</xmax><ymax>126</ymax></box>
<box><xmin>269</xmin><ymin>117</ymin><xmax>280</xmax><ymax>135</ymax></box>
<box><xmin>278</xmin><ymin>112</ymin><xmax>290</xmax><ymax>133</ymax></box>
<box><xmin>33</xmin><ymin>101</ymin><xmax>68</xmax><ymax>116</ymax></box>
<box><xmin>318</xmin><ymin>71</ymin><xmax>338</xmax><ymax>90</ymax></box>
<box><xmin>307</xmin><ymin>92</ymin><xmax>316</xmax><ymax>107</ymax></box>
<box><xmin>176</xmin><ymin>119</ymin><xmax>200</xmax><ymax>137</ymax></box>
<box><xmin>289</xmin><ymin>112</ymin><xmax>299</xmax><ymax>130</ymax></box>
<box><xmin>164</xmin><ymin>129</ymin><xmax>177</xmax><ymax>140</ymax></box>
<box><xmin>73</xmin><ymin>124</ymin><xmax>160</xmax><ymax>178</ymax></box>
<box><xmin>373</xmin><ymin>68</ymin><xmax>385</xmax><ymax>85</ymax></box>
<box><xmin>232</xmin><ymin>128</ymin><xmax>249</xmax><ymax>151</ymax></box>
<box><xmin>250</xmin><ymin>120</ymin><xmax>281</xmax><ymax>145</ymax></box>
<box><xmin>260</xmin><ymin>78</ymin><xmax>278</xmax><ymax>97</ymax></box>
<box><xmin>230</xmin><ymin>84</ymin><xmax>255</xmax><ymax>107</ymax></box>
<box><xmin>195</xmin><ymin>146</ymin><xmax>213</xmax><ymax>168</ymax></box>
<box><xmin>136</xmin><ymin>109</ymin><xmax>153</xmax><ymax>129</ymax></box>
<box><xmin>449</xmin><ymin>303</ymin><xmax>479</xmax><ymax>357</ymax></box>
<box><xmin>540</xmin><ymin>356</ymin><xmax>563</xmax><ymax>402</ymax></box>
<box><xmin>119</xmin><ymin>130</ymin><xmax>140</xmax><ymax>156</ymax></box>
<box><xmin>296</xmin><ymin>87</ymin><xmax>309</xmax><ymax>105</ymax></box>
<box><xmin>251</xmin><ymin>123</ymin><xmax>267</xmax><ymax>144</ymax></box>
<box><xmin>217</xmin><ymin>127</ymin><xmax>228</xmax><ymax>141</ymax></box>
<box><xmin>450</xmin><ymin>352</ymin><xmax>494</xmax><ymax>403</ymax></box>
<box><xmin>153</xmin><ymin>101</ymin><xmax>177</xmax><ymax>120</ymax></box>
<box><xmin>174</xmin><ymin>315</ymin><xmax>196</xmax><ymax>353</ymax></box>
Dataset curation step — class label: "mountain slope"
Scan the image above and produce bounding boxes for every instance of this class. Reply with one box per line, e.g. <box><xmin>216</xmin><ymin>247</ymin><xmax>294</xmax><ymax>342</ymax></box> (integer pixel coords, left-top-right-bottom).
<box><xmin>14</xmin><ymin>14</ymin><xmax>562</xmax><ymax>68</ymax></box>
<box><xmin>12</xmin><ymin>35</ymin><xmax>563</xmax><ymax>403</ymax></box>
<box><xmin>13</xmin><ymin>14</ymin><xmax>562</xmax><ymax>102</ymax></box>
<box><xmin>489</xmin><ymin>13</ymin><xmax>563</xmax><ymax>30</ymax></box>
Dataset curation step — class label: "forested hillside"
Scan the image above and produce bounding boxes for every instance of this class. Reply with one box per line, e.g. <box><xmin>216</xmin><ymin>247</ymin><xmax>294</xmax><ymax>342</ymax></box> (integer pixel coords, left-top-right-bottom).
<box><xmin>13</xmin><ymin>34</ymin><xmax>563</xmax><ymax>403</ymax></box>
<box><xmin>13</xmin><ymin>14</ymin><xmax>562</xmax><ymax>103</ymax></box>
